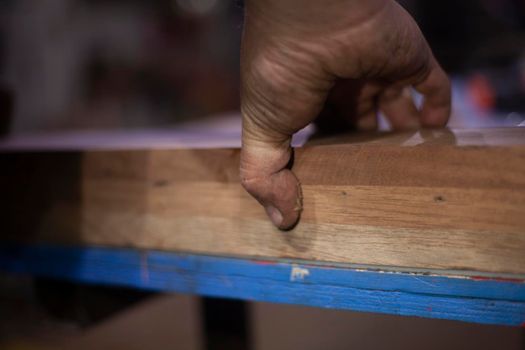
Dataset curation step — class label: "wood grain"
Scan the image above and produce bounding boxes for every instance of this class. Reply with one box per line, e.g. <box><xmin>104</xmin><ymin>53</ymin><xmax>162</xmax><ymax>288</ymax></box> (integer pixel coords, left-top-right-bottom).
<box><xmin>1</xmin><ymin>128</ymin><xmax>525</xmax><ymax>274</ymax></box>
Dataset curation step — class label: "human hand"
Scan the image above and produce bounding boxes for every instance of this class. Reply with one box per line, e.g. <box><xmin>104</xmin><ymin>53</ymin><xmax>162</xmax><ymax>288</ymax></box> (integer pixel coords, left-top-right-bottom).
<box><xmin>240</xmin><ymin>0</ymin><xmax>451</xmax><ymax>229</ymax></box>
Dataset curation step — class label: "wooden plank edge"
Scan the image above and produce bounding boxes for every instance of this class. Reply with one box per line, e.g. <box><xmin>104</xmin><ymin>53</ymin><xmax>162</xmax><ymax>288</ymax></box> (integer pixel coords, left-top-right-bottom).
<box><xmin>0</xmin><ymin>243</ymin><xmax>524</xmax><ymax>327</ymax></box>
<box><xmin>1</xmin><ymin>127</ymin><xmax>524</xmax><ymax>151</ymax></box>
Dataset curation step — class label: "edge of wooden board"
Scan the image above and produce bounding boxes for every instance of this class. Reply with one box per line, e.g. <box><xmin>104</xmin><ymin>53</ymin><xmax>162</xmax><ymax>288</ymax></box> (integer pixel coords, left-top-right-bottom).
<box><xmin>1</xmin><ymin>127</ymin><xmax>525</xmax><ymax>275</ymax></box>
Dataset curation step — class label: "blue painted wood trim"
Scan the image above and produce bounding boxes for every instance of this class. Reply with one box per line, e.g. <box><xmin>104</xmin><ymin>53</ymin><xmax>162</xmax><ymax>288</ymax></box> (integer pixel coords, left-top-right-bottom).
<box><xmin>0</xmin><ymin>243</ymin><xmax>524</xmax><ymax>327</ymax></box>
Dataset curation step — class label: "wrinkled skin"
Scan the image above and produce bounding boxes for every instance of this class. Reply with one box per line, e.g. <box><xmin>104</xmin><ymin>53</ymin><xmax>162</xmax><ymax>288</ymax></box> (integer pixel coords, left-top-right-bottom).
<box><xmin>240</xmin><ymin>0</ymin><xmax>451</xmax><ymax>229</ymax></box>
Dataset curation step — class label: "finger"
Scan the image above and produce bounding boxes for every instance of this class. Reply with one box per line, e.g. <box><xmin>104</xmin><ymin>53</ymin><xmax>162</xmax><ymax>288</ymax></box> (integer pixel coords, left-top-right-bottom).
<box><xmin>350</xmin><ymin>82</ymin><xmax>380</xmax><ymax>131</ymax></box>
<box><xmin>316</xmin><ymin>79</ymin><xmax>379</xmax><ymax>133</ymax></box>
<box><xmin>240</xmin><ymin>120</ymin><xmax>302</xmax><ymax>229</ymax></box>
<box><xmin>378</xmin><ymin>86</ymin><xmax>420</xmax><ymax>130</ymax></box>
<box><xmin>413</xmin><ymin>58</ymin><xmax>452</xmax><ymax>127</ymax></box>
<box><xmin>356</xmin><ymin>108</ymin><xmax>378</xmax><ymax>130</ymax></box>
<box><xmin>240</xmin><ymin>52</ymin><xmax>330</xmax><ymax>230</ymax></box>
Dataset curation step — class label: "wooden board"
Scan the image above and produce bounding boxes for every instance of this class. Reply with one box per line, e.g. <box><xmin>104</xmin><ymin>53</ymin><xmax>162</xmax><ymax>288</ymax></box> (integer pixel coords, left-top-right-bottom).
<box><xmin>1</xmin><ymin>128</ymin><xmax>525</xmax><ymax>275</ymax></box>
<box><xmin>1</xmin><ymin>244</ymin><xmax>524</xmax><ymax>326</ymax></box>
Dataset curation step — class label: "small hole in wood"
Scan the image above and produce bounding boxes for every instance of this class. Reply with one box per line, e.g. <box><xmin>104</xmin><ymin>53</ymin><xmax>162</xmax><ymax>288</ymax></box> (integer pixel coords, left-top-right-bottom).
<box><xmin>434</xmin><ymin>195</ymin><xmax>445</xmax><ymax>202</ymax></box>
<box><xmin>153</xmin><ymin>180</ymin><xmax>169</xmax><ymax>187</ymax></box>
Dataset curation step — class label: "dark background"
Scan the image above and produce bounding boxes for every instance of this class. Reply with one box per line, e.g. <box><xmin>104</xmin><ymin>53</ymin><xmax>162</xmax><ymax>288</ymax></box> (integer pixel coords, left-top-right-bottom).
<box><xmin>0</xmin><ymin>0</ymin><xmax>524</xmax><ymax>133</ymax></box>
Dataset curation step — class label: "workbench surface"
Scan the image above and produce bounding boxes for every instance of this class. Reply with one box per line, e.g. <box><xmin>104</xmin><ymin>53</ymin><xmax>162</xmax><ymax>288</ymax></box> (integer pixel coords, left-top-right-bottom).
<box><xmin>1</xmin><ymin>125</ymin><xmax>524</xmax><ymax>326</ymax></box>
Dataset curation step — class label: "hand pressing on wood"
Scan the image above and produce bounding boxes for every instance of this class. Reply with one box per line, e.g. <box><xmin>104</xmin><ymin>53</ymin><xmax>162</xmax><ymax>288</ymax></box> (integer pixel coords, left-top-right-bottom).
<box><xmin>240</xmin><ymin>0</ymin><xmax>451</xmax><ymax>230</ymax></box>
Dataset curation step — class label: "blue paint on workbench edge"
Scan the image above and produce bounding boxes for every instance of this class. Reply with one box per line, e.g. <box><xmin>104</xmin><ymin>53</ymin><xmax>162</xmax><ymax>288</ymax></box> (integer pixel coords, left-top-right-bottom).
<box><xmin>0</xmin><ymin>243</ymin><xmax>524</xmax><ymax>327</ymax></box>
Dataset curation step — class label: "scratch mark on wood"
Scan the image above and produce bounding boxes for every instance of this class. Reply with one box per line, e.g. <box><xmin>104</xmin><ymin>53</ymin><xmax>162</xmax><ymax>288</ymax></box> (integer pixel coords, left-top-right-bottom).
<box><xmin>414</xmin><ymin>276</ymin><xmax>437</xmax><ymax>288</ymax></box>
<box><xmin>470</xmin><ymin>276</ymin><xmax>525</xmax><ymax>283</ymax></box>
<box><xmin>254</xmin><ymin>260</ymin><xmax>276</xmax><ymax>266</ymax></box>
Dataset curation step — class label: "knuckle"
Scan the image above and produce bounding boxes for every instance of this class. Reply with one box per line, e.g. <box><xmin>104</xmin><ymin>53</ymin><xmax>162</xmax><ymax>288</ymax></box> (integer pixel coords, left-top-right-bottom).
<box><xmin>240</xmin><ymin>173</ymin><xmax>265</xmax><ymax>199</ymax></box>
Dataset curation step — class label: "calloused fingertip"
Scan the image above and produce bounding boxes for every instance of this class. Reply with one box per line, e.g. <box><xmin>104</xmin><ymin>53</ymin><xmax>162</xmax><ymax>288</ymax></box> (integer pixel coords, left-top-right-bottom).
<box><xmin>241</xmin><ymin>164</ymin><xmax>302</xmax><ymax>230</ymax></box>
<box><xmin>269</xmin><ymin>205</ymin><xmax>301</xmax><ymax>230</ymax></box>
<box><xmin>277</xmin><ymin>210</ymin><xmax>301</xmax><ymax>230</ymax></box>
<box><xmin>268</xmin><ymin>169</ymin><xmax>302</xmax><ymax>230</ymax></box>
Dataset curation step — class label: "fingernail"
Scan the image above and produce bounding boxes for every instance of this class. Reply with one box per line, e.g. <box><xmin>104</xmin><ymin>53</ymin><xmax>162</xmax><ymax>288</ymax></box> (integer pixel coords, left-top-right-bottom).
<box><xmin>265</xmin><ymin>205</ymin><xmax>283</xmax><ymax>227</ymax></box>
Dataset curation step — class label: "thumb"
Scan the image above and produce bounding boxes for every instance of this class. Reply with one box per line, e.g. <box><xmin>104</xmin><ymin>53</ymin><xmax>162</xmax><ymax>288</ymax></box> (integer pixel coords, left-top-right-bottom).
<box><xmin>240</xmin><ymin>54</ymin><xmax>330</xmax><ymax>230</ymax></box>
<box><xmin>240</xmin><ymin>130</ymin><xmax>301</xmax><ymax>230</ymax></box>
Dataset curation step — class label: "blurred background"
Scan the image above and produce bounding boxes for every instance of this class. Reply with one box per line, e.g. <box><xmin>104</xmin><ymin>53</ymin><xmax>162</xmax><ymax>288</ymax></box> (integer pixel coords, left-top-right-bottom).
<box><xmin>0</xmin><ymin>0</ymin><xmax>242</xmax><ymax>134</ymax></box>
<box><xmin>0</xmin><ymin>0</ymin><xmax>524</xmax><ymax>135</ymax></box>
